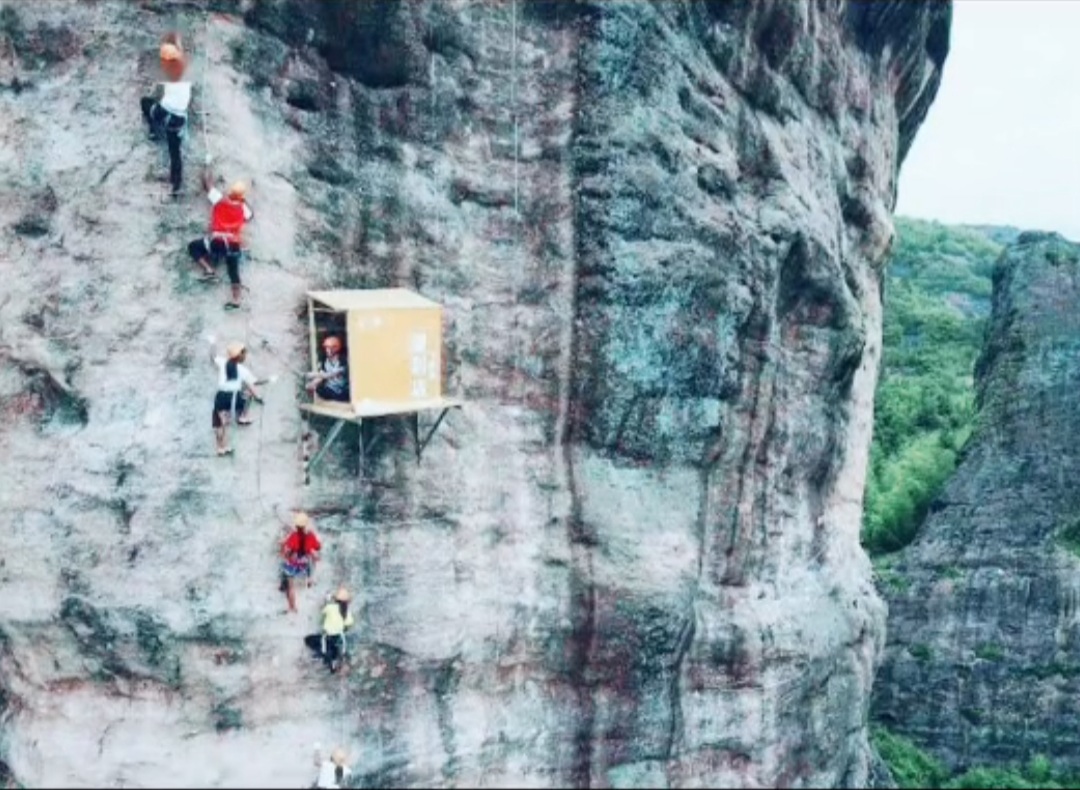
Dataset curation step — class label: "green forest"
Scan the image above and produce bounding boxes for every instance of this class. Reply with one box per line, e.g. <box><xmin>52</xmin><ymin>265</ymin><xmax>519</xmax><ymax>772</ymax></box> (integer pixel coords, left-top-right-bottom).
<box><xmin>872</xmin><ymin>727</ymin><xmax>1080</xmax><ymax>789</ymax></box>
<box><xmin>862</xmin><ymin>217</ymin><xmax>1009</xmax><ymax>556</ymax></box>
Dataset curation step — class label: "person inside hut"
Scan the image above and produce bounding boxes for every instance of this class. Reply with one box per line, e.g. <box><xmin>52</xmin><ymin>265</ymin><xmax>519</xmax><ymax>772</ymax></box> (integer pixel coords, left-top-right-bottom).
<box><xmin>305</xmin><ymin>335</ymin><xmax>349</xmax><ymax>402</ymax></box>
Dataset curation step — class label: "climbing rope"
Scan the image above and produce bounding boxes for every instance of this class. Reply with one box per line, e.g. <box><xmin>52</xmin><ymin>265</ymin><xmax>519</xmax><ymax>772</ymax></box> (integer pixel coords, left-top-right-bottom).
<box><xmin>491</xmin><ymin>0</ymin><xmax>523</xmax><ymax>689</ymax></box>
<box><xmin>510</xmin><ymin>0</ymin><xmax>526</xmax><ymax>407</ymax></box>
<box><xmin>511</xmin><ymin>0</ymin><xmax>520</xmax><ymax>216</ymax></box>
<box><xmin>254</xmin><ymin>329</ymin><xmax>268</xmax><ymax>514</ymax></box>
<box><xmin>245</xmin><ymin>325</ymin><xmax>306</xmax><ymax>379</ymax></box>
<box><xmin>198</xmin><ymin>14</ymin><xmax>213</xmax><ymax>168</ymax></box>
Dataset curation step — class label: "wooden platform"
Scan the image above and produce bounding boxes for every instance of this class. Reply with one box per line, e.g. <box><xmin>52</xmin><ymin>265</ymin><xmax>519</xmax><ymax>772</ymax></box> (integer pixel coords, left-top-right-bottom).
<box><xmin>300</xmin><ymin>396</ymin><xmax>464</xmax><ymax>482</ymax></box>
<box><xmin>300</xmin><ymin>396</ymin><xmax>464</xmax><ymax>422</ymax></box>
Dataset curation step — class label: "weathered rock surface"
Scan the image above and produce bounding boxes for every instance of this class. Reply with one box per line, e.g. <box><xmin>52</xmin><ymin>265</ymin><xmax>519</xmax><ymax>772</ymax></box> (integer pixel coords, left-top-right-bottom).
<box><xmin>873</xmin><ymin>233</ymin><xmax>1080</xmax><ymax>772</ymax></box>
<box><xmin>0</xmin><ymin>0</ymin><xmax>947</xmax><ymax>786</ymax></box>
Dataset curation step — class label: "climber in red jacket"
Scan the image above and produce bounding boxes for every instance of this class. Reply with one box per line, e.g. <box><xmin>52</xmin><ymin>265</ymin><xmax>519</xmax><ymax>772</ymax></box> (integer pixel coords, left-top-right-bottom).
<box><xmin>187</xmin><ymin>168</ymin><xmax>254</xmax><ymax>311</ymax></box>
<box><xmin>280</xmin><ymin>511</ymin><xmax>322</xmax><ymax>613</ymax></box>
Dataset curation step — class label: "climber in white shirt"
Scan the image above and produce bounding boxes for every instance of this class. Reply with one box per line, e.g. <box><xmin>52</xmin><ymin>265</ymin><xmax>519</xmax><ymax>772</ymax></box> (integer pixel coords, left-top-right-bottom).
<box><xmin>140</xmin><ymin>37</ymin><xmax>192</xmax><ymax>197</ymax></box>
<box><xmin>208</xmin><ymin>339</ymin><xmax>263</xmax><ymax>456</ymax></box>
<box><xmin>313</xmin><ymin>747</ymin><xmax>352</xmax><ymax>789</ymax></box>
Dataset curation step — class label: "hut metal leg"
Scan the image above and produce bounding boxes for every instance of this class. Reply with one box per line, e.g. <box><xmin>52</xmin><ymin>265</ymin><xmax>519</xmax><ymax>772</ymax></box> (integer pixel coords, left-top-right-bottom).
<box><xmin>305</xmin><ymin>419</ymin><xmax>347</xmax><ymax>480</ymax></box>
<box><xmin>358</xmin><ymin>419</ymin><xmax>386</xmax><ymax>477</ymax></box>
<box><xmin>415</xmin><ymin>408</ymin><xmax>451</xmax><ymax>462</ymax></box>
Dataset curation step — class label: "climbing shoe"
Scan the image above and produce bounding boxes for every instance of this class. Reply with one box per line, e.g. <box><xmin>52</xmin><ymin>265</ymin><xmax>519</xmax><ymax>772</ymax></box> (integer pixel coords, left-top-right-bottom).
<box><xmin>196</xmin><ymin>272</ymin><xmax>219</xmax><ymax>283</ymax></box>
<box><xmin>224</xmin><ymin>302</ymin><xmax>242</xmax><ymax>311</ymax></box>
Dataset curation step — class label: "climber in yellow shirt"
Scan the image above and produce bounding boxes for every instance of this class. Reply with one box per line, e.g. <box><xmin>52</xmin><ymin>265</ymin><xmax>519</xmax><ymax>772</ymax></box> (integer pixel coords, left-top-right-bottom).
<box><xmin>304</xmin><ymin>586</ymin><xmax>354</xmax><ymax>673</ymax></box>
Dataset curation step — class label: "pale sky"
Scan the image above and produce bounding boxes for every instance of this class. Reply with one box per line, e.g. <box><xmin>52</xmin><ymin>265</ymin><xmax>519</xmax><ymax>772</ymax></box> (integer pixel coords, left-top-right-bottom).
<box><xmin>895</xmin><ymin>0</ymin><xmax>1080</xmax><ymax>241</ymax></box>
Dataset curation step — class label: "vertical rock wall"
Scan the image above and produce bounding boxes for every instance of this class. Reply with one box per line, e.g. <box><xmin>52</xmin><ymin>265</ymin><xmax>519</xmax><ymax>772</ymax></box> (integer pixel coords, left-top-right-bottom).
<box><xmin>0</xmin><ymin>0</ymin><xmax>948</xmax><ymax>786</ymax></box>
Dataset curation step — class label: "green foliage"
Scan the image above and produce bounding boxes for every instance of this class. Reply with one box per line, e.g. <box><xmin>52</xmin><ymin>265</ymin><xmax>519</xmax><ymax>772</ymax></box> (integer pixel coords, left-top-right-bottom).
<box><xmin>1029</xmin><ymin>755</ymin><xmax>1054</xmax><ymax>784</ymax></box>
<box><xmin>871</xmin><ymin>726</ymin><xmax>947</xmax><ymax>788</ymax></box>
<box><xmin>1056</xmin><ymin>516</ymin><xmax>1080</xmax><ymax>558</ymax></box>
<box><xmin>940</xmin><ymin>565</ymin><xmax>964</xmax><ymax>581</ymax></box>
<box><xmin>876</xmin><ymin>566</ymin><xmax>911</xmax><ymax>593</ymax></box>
<box><xmin>872</xmin><ymin>554</ymin><xmax>911</xmax><ymax>593</ymax></box>
<box><xmin>974</xmin><ymin>643</ymin><xmax>1004</xmax><ymax>662</ymax></box>
<box><xmin>864</xmin><ymin>431</ymin><xmax>963</xmax><ymax>554</ymax></box>
<box><xmin>946</xmin><ymin>766</ymin><xmax>1057</xmax><ymax>789</ymax></box>
<box><xmin>863</xmin><ymin>218</ymin><xmax>1002</xmax><ymax>555</ymax></box>
<box><xmin>907</xmin><ymin>643</ymin><xmax>933</xmax><ymax>662</ymax></box>
<box><xmin>874</xmin><ymin>727</ymin><xmax>1080</xmax><ymax>789</ymax></box>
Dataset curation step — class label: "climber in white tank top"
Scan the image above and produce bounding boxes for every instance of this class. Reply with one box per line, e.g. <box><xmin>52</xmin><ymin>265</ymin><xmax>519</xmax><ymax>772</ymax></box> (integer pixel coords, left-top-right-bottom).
<box><xmin>158</xmin><ymin>80</ymin><xmax>192</xmax><ymax>117</ymax></box>
<box><xmin>140</xmin><ymin>36</ymin><xmax>193</xmax><ymax>197</ymax></box>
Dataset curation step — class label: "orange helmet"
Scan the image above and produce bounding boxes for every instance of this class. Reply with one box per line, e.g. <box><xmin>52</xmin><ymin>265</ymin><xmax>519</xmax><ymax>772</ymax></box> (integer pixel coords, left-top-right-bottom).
<box><xmin>160</xmin><ymin>42</ymin><xmax>186</xmax><ymax>80</ymax></box>
<box><xmin>159</xmin><ymin>42</ymin><xmax>182</xmax><ymax>62</ymax></box>
<box><xmin>322</xmin><ymin>336</ymin><xmax>342</xmax><ymax>353</ymax></box>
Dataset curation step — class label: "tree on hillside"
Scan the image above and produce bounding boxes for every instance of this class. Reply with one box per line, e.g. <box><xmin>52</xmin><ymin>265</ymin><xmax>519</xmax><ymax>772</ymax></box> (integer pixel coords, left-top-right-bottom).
<box><xmin>862</xmin><ymin>217</ymin><xmax>1001</xmax><ymax>555</ymax></box>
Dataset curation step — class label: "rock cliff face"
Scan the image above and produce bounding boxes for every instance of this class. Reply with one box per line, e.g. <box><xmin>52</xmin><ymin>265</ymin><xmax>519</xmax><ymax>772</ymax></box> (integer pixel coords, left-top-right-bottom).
<box><xmin>874</xmin><ymin>233</ymin><xmax>1080</xmax><ymax>772</ymax></box>
<box><xmin>0</xmin><ymin>0</ymin><xmax>948</xmax><ymax>787</ymax></box>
